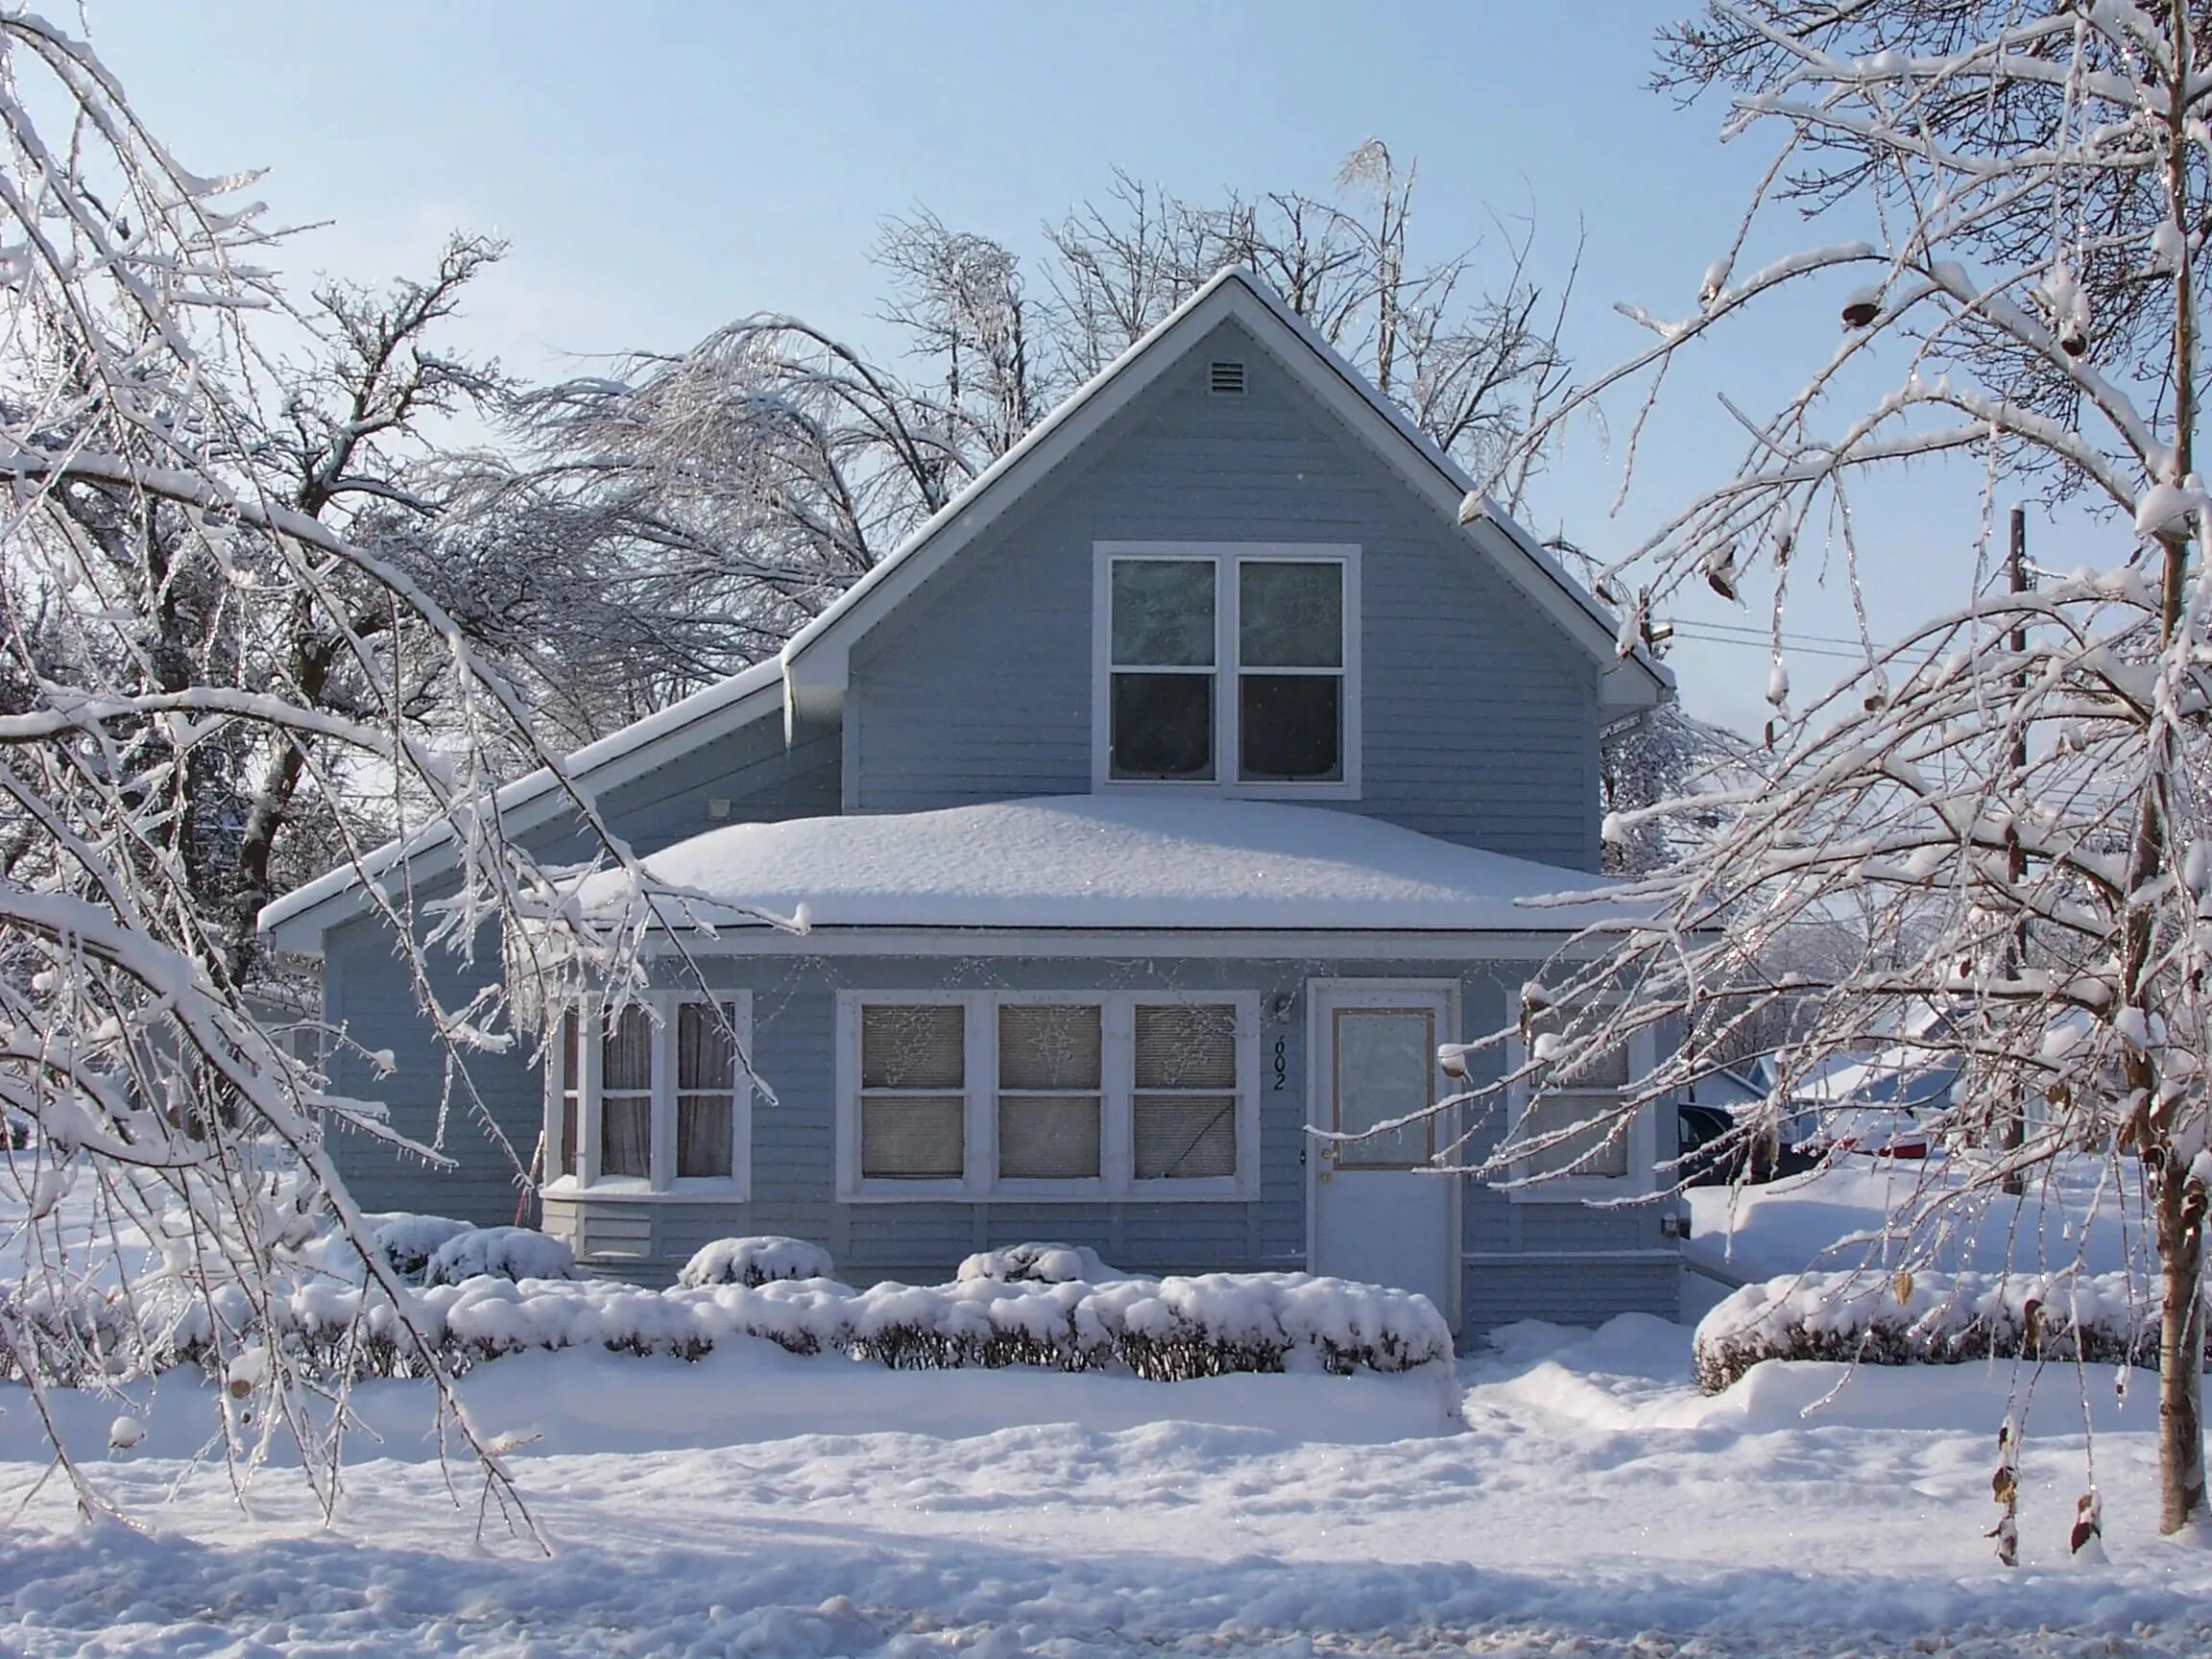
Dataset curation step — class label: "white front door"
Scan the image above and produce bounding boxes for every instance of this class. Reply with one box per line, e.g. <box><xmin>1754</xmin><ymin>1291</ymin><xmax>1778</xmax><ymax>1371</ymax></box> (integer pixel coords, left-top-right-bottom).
<box><xmin>1308</xmin><ymin>981</ymin><xmax>1458</xmax><ymax>1331</ymax></box>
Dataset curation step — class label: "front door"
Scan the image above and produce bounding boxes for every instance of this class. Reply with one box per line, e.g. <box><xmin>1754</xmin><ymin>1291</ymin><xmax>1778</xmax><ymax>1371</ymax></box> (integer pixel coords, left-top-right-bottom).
<box><xmin>1308</xmin><ymin>982</ymin><xmax>1458</xmax><ymax>1331</ymax></box>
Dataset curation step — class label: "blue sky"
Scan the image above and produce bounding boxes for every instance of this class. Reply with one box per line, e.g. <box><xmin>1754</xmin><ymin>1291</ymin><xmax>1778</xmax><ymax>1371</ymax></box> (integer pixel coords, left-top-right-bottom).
<box><xmin>89</xmin><ymin>1</ymin><xmax>2078</xmax><ymax>735</ymax></box>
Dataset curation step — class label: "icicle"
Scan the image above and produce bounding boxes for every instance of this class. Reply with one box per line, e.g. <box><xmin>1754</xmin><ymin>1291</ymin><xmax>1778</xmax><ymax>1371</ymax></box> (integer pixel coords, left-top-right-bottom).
<box><xmin>1766</xmin><ymin>658</ymin><xmax>1791</xmax><ymax>707</ymax></box>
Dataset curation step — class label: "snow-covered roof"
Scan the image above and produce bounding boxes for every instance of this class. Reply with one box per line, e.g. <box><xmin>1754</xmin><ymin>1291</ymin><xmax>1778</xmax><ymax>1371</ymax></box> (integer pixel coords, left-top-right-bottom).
<box><xmin>574</xmin><ymin>795</ymin><xmax>1631</xmax><ymax>936</ymax></box>
<box><xmin>779</xmin><ymin>266</ymin><xmax>1671</xmax><ymax>724</ymax></box>
<box><xmin>262</xmin><ymin>266</ymin><xmax>1662</xmax><ymax>955</ymax></box>
<box><xmin>260</xmin><ymin>660</ymin><xmax>785</xmax><ymax>954</ymax></box>
<box><xmin>1789</xmin><ymin>1004</ymin><xmax>1960</xmax><ymax>1110</ymax></box>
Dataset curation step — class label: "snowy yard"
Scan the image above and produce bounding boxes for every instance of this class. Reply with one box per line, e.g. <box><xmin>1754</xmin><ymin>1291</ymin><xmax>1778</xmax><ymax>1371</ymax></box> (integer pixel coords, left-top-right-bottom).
<box><xmin>4</xmin><ymin>1321</ymin><xmax>2211</xmax><ymax>1656</ymax></box>
<box><xmin>5</xmin><ymin>1158</ymin><xmax>2210</xmax><ymax>1655</ymax></box>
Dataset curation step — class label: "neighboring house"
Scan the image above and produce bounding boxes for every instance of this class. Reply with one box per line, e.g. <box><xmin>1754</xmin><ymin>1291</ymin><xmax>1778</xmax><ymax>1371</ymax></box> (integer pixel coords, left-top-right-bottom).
<box><xmin>1786</xmin><ymin>1003</ymin><xmax>1960</xmax><ymax>1148</ymax></box>
<box><xmin>261</xmin><ymin>267</ymin><xmax>1680</xmax><ymax>1337</ymax></box>
<box><xmin>1683</xmin><ymin>1064</ymin><xmax>1766</xmax><ymax>1113</ymax></box>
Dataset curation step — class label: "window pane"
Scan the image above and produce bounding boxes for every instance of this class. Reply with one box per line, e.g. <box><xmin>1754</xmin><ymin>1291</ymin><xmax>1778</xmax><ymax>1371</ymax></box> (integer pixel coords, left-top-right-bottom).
<box><xmin>1134</xmin><ymin>1004</ymin><xmax>1238</xmax><ymax>1090</ymax></box>
<box><xmin>1239</xmin><ymin>674</ymin><xmax>1341</xmax><ymax>781</ymax></box>
<box><xmin>998</xmin><ymin>1003</ymin><xmax>1102</xmax><ymax>1090</ymax></box>
<box><xmin>1559</xmin><ymin>1043</ymin><xmax>1631</xmax><ymax>1091</ymax></box>
<box><xmin>557</xmin><ymin>1009</ymin><xmax>578</xmax><ymax>1178</ymax></box>
<box><xmin>1333</xmin><ymin>1009</ymin><xmax>1434</xmax><ymax>1167</ymax></box>
<box><xmin>678</xmin><ymin>1002</ymin><xmax>735</xmax><ymax>1091</ymax></box>
<box><xmin>1110</xmin><ymin>673</ymin><xmax>1214</xmax><ymax>780</ymax></box>
<box><xmin>1239</xmin><ymin>561</ymin><xmax>1342</xmax><ymax>667</ymax></box>
<box><xmin>861</xmin><ymin>1096</ymin><xmax>965</xmax><ymax>1179</ymax></box>
<box><xmin>678</xmin><ymin>1094</ymin><xmax>732</xmax><ymax>1177</ymax></box>
<box><xmin>602</xmin><ymin>1094</ymin><xmax>650</xmax><ymax>1178</ymax></box>
<box><xmin>1111</xmin><ymin>559</ymin><xmax>1215</xmax><ymax>665</ymax></box>
<box><xmin>998</xmin><ymin>1094</ymin><xmax>1102</xmax><ymax>1178</ymax></box>
<box><xmin>861</xmin><ymin>1003</ymin><xmax>964</xmax><ymax>1090</ymax></box>
<box><xmin>1134</xmin><ymin>1093</ymin><xmax>1237</xmax><ymax>1179</ymax></box>
<box><xmin>1517</xmin><ymin>1092</ymin><xmax>1628</xmax><ymax>1178</ymax></box>
<box><xmin>601</xmin><ymin>1004</ymin><xmax>653</xmax><ymax>1091</ymax></box>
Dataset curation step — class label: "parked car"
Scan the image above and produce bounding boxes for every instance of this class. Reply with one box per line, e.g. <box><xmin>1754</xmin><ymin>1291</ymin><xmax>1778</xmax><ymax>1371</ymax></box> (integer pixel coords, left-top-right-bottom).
<box><xmin>1676</xmin><ymin>1104</ymin><xmax>1825</xmax><ymax>1187</ymax></box>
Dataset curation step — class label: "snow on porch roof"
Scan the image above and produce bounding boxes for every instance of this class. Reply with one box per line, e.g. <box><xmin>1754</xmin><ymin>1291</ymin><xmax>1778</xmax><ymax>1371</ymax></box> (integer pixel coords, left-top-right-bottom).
<box><xmin>574</xmin><ymin>795</ymin><xmax>1635</xmax><ymax>935</ymax></box>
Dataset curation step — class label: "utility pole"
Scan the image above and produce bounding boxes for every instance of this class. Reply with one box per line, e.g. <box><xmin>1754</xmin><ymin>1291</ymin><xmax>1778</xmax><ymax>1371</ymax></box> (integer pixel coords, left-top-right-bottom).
<box><xmin>2002</xmin><ymin>505</ymin><xmax>2030</xmax><ymax>1195</ymax></box>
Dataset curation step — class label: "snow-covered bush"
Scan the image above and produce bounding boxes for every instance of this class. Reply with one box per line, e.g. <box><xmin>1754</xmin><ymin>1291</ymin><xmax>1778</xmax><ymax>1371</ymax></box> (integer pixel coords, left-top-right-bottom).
<box><xmin>16</xmin><ymin>1268</ymin><xmax>1451</xmax><ymax>1386</ymax></box>
<box><xmin>956</xmin><ymin>1241</ymin><xmax>1122</xmax><ymax>1285</ymax></box>
<box><xmin>1691</xmin><ymin>1271</ymin><xmax>2209</xmax><ymax>1394</ymax></box>
<box><xmin>370</xmin><ymin>1215</ymin><xmax>476</xmax><ymax>1286</ymax></box>
<box><xmin>677</xmin><ymin>1236</ymin><xmax>836</xmax><ymax>1289</ymax></box>
<box><xmin>421</xmin><ymin>1226</ymin><xmax>577</xmax><ymax>1287</ymax></box>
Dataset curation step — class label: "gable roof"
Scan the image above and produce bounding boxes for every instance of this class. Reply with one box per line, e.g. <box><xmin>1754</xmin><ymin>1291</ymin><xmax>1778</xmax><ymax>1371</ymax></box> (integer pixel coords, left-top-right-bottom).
<box><xmin>259</xmin><ymin>659</ymin><xmax>785</xmax><ymax>954</ymax></box>
<box><xmin>779</xmin><ymin>265</ymin><xmax>1670</xmax><ymax>724</ymax></box>
<box><xmin>261</xmin><ymin>268</ymin><xmax>1666</xmax><ymax>955</ymax></box>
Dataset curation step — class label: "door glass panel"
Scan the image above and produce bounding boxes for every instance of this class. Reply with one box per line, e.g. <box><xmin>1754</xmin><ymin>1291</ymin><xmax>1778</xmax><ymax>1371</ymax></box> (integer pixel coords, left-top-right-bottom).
<box><xmin>1333</xmin><ymin>1008</ymin><xmax>1435</xmax><ymax>1167</ymax></box>
<box><xmin>1111</xmin><ymin>559</ymin><xmax>1215</xmax><ymax>665</ymax></box>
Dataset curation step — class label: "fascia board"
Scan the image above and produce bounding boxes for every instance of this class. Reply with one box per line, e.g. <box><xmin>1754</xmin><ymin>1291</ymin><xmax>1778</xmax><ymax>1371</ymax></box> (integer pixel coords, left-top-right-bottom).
<box><xmin>261</xmin><ymin>672</ymin><xmax>785</xmax><ymax>954</ymax></box>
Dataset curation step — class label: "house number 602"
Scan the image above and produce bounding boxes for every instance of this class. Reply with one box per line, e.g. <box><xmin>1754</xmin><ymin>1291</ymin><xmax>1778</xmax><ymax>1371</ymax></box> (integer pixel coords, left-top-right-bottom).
<box><xmin>1272</xmin><ymin>1037</ymin><xmax>1287</xmax><ymax>1091</ymax></box>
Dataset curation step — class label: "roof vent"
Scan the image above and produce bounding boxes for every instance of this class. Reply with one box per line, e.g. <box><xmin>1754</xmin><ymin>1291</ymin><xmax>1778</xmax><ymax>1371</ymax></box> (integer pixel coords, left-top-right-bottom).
<box><xmin>1208</xmin><ymin>359</ymin><xmax>1247</xmax><ymax>397</ymax></box>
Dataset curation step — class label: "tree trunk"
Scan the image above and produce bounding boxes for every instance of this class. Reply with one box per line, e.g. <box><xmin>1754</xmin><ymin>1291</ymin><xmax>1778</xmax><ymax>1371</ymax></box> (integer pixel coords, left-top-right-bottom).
<box><xmin>2155</xmin><ymin>1163</ymin><xmax>2208</xmax><ymax>1534</ymax></box>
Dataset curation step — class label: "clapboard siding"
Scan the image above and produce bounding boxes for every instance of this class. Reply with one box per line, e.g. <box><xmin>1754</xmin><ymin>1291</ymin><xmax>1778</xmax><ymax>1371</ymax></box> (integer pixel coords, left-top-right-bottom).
<box><xmin>1462</xmin><ymin>1262</ymin><xmax>1681</xmax><ymax>1334</ymax></box>
<box><xmin>322</xmin><ymin>711</ymin><xmax>837</xmax><ymax>1229</ymax></box>
<box><xmin>529</xmin><ymin>956</ymin><xmax>1676</xmax><ymax>1313</ymax></box>
<box><xmin>847</xmin><ymin>315</ymin><xmax>1602</xmax><ymax>868</ymax></box>
<box><xmin>321</xmin><ymin>909</ymin><xmax>537</xmax><ymax>1225</ymax></box>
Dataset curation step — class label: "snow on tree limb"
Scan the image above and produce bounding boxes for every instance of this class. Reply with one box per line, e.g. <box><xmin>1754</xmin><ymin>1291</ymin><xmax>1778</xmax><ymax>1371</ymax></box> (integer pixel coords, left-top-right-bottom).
<box><xmin>1465</xmin><ymin>0</ymin><xmax>2212</xmax><ymax>1535</ymax></box>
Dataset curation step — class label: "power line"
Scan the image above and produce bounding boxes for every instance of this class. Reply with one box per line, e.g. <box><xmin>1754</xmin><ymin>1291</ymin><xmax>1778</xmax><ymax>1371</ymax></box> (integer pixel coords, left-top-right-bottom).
<box><xmin>1666</xmin><ymin>627</ymin><xmax>1871</xmax><ymax>662</ymax></box>
<box><xmin>1671</xmin><ymin>615</ymin><xmax>1893</xmax><ymax>652</ymax></box>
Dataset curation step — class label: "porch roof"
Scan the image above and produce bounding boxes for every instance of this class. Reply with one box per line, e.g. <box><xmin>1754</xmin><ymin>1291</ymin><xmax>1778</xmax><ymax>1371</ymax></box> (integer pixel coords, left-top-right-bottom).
<box><xmin>573</xmin><ymin>795</ymin><xmax>1634</xmax><ymax>936</ymax></box>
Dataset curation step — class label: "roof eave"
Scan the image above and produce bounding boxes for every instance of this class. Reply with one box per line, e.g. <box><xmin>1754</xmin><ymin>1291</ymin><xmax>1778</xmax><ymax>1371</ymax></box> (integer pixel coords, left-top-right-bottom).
<box><xmin>260</xmin><ymin>665</ymin><xmax>787</xmax><ymax>955</ymax></box>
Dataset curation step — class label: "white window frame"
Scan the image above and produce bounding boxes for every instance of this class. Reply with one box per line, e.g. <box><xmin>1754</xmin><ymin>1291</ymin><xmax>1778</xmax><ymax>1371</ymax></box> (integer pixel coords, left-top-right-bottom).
<box><xmin>1092</xmin><ymin>541</ymin><xmax>1361</xmax><ymax>800</ymax></box>
<box><xmin>1503</xmin><ymin>1014</ymin><xmax>1658</xmax><ymax>1202</ymax></box>
<box><xmin>834</xmin><ymin>989</ymin><xmax>1261</xmax><ymax>1202</ymax></box>
<box><xmin>542</xmin><ymin>992</ymin><xmax>754</xmax><ymax>1201</ymax></box>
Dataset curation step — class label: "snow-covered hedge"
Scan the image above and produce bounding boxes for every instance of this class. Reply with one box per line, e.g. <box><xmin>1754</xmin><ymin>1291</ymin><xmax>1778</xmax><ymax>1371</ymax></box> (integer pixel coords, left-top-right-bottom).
<box><xmin>1691</xmin><ymin>1270</ymin><xmax>2208</xmax><ymax>1393</ymax></box>
<box><xmin>3</xmin><ymin>1269</ymin><xmax>1451</xmax><ymax>1387</ymax></box>
<box><xmin>369</xmin><ymin>1214</ymin><xmax>475</xmax><ymax>1285</ymax></box>
<box><xmin>421</xmin><ymin>1226</ymin><xmax>577</xmax><ymax>1287</ymax></box>
<box><xmin>956</xmin><ymin>1241</ymin><xmax>1121</xmax><ymax>1285</ymax></box>
<box><xmin>677</xmin><ymin>1236</ymin><xmax>836</xmax><ymax>1289</ymax></box>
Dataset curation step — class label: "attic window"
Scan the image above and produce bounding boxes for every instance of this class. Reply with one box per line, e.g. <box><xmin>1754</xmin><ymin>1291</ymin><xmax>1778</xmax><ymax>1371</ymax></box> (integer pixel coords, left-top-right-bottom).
<box><xmin>1094</xmin><ymin>542</ymin><xmax>1359</xmax><ymax>796</ymax></box>
<box><xmin>1208</xmin><ymin>359</ymin><xmax>1246</xmax><ymax>397</ymax></box>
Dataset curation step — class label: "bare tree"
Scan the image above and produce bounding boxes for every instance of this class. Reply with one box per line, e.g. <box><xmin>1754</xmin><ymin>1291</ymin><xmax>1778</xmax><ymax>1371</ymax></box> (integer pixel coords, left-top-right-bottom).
<box><xmin>0</xmin><ymin>13</ymin><xmax>704</xmax><ymax>1525</ymax></box>
<box><xmin>1046</xmin><ymin>146</ymin><xmax>1581</xmax><ymax>502</ymax></box>
<box><xmin>491</xmin><ymin>146</ymin><xmax>1585</xmax><ymax>738</ymax></box>
<box><xmin>1473</xmin><ymin>1</ymin><xmax>2212</xmax><ymax>1533</ymax></box>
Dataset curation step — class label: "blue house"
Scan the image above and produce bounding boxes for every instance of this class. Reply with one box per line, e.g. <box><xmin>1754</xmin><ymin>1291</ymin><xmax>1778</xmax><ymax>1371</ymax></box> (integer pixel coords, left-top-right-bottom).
<box><xmin>262</xmin><ymin>268</ymin><xmax>1681</xmax><ymax>1336</ymax></box>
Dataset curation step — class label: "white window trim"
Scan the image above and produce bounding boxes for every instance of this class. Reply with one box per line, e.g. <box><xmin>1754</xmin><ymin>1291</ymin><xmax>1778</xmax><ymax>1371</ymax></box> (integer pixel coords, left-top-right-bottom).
<box><xmin>835</xmin><ymin>989</ymin><xmax>1261</xmax><ymax>1203</ymax></box>
<box><xmin>1092</xmin><ymin>541</ymin><xmax>1361</xmax><ymax>800</ymax></box>
<box><xmin>542</xmin><ymin>992</ymin><xmax>754</xmax><ymax>1202</ymax></box>
<box><xmin>1503</xmin><ymin>1017</ymin><xmax>1658</xmax><ymax>1203</ymax></box>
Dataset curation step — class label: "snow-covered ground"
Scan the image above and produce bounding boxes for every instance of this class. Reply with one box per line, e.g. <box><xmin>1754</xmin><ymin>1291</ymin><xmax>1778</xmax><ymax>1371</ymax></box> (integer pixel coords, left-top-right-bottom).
<box><xmin>1686</xmin><ymin>1156</ymin><xmax>2150</xmax><ymax>1284</ymax></box>
<box><xmin>5</xmin><ymin>1152</ymin><xmax>2209</xmax><ymax>1655</ymax></box>
<box><xmin>4</xmin><ymin>1322</ymin><xmax>2209</xmax><ymax>1656</ymax></box>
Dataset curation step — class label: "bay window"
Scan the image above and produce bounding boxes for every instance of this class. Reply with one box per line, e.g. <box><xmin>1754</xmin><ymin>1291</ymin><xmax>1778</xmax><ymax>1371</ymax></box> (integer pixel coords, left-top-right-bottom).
<box><xmin>544</xmin><ymin>994</ymin><xmax>752</xmax><ymax>1195</ymax></box>
<box><xmin>1097</xmin><ymin>542</ymin><xmax>1358</xmax><ymax>793</ymax></box>
<box><xmin>837</xmin><ymin>991</ymin><xmax>1259</xmax><ymax>1199</ymax></box>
